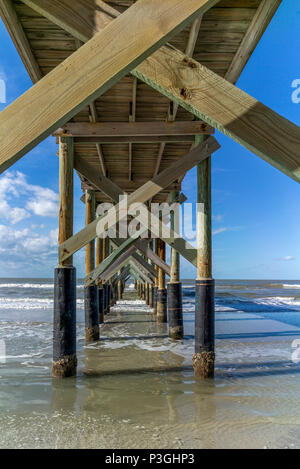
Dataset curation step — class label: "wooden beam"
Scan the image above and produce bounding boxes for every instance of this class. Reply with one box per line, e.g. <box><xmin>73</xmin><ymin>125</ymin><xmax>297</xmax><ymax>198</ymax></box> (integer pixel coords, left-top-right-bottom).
<box><xmin>100</xmin><ymin>247</ymin><xmax>137</xmax><ymax>285</ymax></box>
<box><xmin>0</xmin><ymin>0</ymin><xmax>42</xmax><ymax>83</ymax></box>
<box><xmin>129</xmin><ymin>76</ymin><xmax>137</xmax><ymax>181</ymax></box>
<box><xmin>25</xmin><ymin>0</ymin><xmax>297</xmax><ymax>181</ymax></box>
<box><xmin>225</xmin><ymin>0</ymin><xmax>282</xmax><ymax>85</ymax></box>
<box><xmin>136</xmin><ymin>48</ymin><xmax>300</xmax><ymax>182</ymax></box>
<box><xmin>85</xmin><ymin>230</ymin><xmax>144</xmax><ymax>286</ymax></box>
<box><xmin>74</xmin><ymin>155</ymin><xmax>123</xmax><ymax>203</ymax></box>
<box><xmin>21</xmin><ymin>0</ymin><xmax>120</xmax><ymax>44</ymax></box>
<box><xmin>73</xmin><ymin>154</ymin><xmax>204</xmax><ymax>267</ymax></box>
<box><xmin>89</xmin><ymin>102</ymin><xmax>106</xmax><ymax>176</ymax></box>
<box><xmin>55</xmin><ymin>121</ymin><xmax>213</xmax><ymax>137</ymax></box>
<box><xmin>128</xmin><ymin>259</ymin><xmax>154</xmax><ymax>286</ymax></box>
<box><xmin>58</xmin><ymin>137</ymin><xmax>74</xmax><ymax>266</ymax></box>
<box><xmin>112</xmin><ymin>240</ymin><xmax>158</xmax><ymax>281</ymax></box>
<box><xmin>85</xmin><ymin>189</ymin><xmax>96</xmax><ymax>275</ymax></box>
<box><xmin>0</xmin><ymin>0</ymin><xmax>217</xmax><ymax>173</ymax></box>
<box><xmin>134</xmin><ymin>240</ymin><xmax>171</xmax><ymax>276</ymax></box>
<box><xmin>59</xmin><ymin>136</ymin><xmax>220</xmax><ymax>263</ymax></box>
<box><xmin>74</xmin><ymin>136</ymin><xmax>197</xmax><ymax>144</ymax></box>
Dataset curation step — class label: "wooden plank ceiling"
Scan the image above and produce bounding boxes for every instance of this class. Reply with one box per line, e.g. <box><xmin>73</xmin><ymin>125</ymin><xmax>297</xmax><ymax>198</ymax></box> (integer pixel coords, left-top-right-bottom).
<box><xmin>4</xmin><ymin>0</ymin><xmax>277</xmax><ymax>204</ymax></box>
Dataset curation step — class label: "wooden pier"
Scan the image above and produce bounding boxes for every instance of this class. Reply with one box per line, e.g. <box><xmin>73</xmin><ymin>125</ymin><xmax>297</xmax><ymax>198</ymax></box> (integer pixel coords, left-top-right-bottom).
<box><xmin>0</xmin><ymin>0</ymin><xmax>299</xmax><ymax>379</ymax></box>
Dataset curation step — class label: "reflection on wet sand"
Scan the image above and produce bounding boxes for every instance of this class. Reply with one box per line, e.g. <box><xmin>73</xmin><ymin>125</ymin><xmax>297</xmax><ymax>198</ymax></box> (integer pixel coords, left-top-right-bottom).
<box><xmin>1</xmin><ymin>289</ymin><xmax>300</xmax><ymax>449</ymax></box>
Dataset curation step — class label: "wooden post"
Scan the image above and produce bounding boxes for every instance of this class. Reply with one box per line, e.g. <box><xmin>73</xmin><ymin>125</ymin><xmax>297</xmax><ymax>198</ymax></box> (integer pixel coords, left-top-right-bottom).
<box><xmin>84</xmin><ymin>189</ymin><xmax>99</xmax><ymax>342</ymax></box>
<box><xmin>145</xmin><ymin>282</ymin><xmax>150</xmax><ymax>305</ymax></box>
<box><xmin>52</xmin><ymin>137</ymin><xmax>77</xmax><ymax>378</ymax></box>
<box><xmin>153</xmin><ymin>239</ymin><xmax>158</xmax><ymax>314</ymax></box>
<box><xmin>118</xmin><ymin>273</ymin><xmax>122</xmax><ymax>302</ymax></box>
<box><xmin>102</xmin><ymin>237</ymin><xmax>108</xmax><ymax>314</ymax></box>
<box><xmin>157</xmin><ymin>239</ymin><xmax>167</xmax><ymax>323</ymax></box>
<box><xmin>193</xmin><ymin>135</ymin><xmax>215</xmax><ymax>379</ymax></box>
<box><xmin>168</xmin><ymin>190</ymin><xmax>184</xmax><ymax>339</ymax></box>
<box><xmin>96</xmin><ymin>236</ymin><xmax>104</xmax><ymax>324</ymax></box>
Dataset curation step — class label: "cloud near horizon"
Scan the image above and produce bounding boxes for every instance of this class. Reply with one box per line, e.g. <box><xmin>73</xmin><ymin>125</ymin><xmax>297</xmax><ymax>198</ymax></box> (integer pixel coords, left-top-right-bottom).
<box><xmin>0</xmin><ymin>171</ymin><xmax>59</xmax><ymax>223</ymax></box>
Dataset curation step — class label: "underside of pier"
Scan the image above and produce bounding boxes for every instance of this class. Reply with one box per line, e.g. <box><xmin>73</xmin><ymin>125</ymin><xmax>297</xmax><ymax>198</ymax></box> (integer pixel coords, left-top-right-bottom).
<box><xmin>0</xmin><ymin>0</ymin><xmax>299</xmax><ymax>379</ymax></box>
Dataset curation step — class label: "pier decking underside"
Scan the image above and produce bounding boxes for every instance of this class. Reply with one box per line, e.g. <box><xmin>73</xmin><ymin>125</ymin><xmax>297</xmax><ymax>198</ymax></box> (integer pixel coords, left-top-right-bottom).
<box><xmin>1</xmin><ymin>0</ymin><xmax>280</xmax><ymax>203</ymax></box>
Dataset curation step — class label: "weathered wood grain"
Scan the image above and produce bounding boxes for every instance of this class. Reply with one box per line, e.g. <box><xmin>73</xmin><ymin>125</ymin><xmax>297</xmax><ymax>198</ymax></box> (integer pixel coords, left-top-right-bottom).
<box><xmin>59</xmin><ymin>136</ymin><xmax>220</xmax><ymax>263</ymax></box>
<box><xmin>58</xmin><ymin>136</ymin><xmax>74</xmax><ymax>266</ymax></box>
<box><xmin>0</xmin><ymin>0</ymin><xmax>217</xmax><ymax>173</ymax></box>
<box><xmin>56</xmin><ymin>121</ymin><xmax>213</xmax><ymax>137</ymax></box>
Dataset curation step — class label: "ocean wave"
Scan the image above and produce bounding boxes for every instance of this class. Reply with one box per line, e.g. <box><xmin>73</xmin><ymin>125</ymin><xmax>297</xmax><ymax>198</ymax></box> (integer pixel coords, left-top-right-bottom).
<box><xmin>0</xmin><ymin>283</ymin><xmax>84</xmax><ymax>289</ymax></box>
<box><xmin>283</xmin><ymin>284</ymin><xmax>300</xmax><ymax>289</ymax></box>
<box><xmin>0</xmin><ymin>297</ymin><xmax>84</xmax><ymax>310</ymax></box>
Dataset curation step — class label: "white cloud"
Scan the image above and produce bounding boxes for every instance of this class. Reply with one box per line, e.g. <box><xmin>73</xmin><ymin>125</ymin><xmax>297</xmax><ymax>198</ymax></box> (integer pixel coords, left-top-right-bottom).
<box><xmin>0</xmin><ymin>224</ymin><xmax>58</xmax><ymax>264</ymax></box>
<box><xmin>279</xmin><ymin>256</ymin><xmax>295</xmax><ymax>261</ymax></box>
<box><xmin>0</xmin><ymin>171</ymin><xmax>59</xmax><ymax>224</ymax></box>
<box><xmin>213</xmin><ymin>227</ymin><xmax>228</xmax><ymax>236</ymax></box>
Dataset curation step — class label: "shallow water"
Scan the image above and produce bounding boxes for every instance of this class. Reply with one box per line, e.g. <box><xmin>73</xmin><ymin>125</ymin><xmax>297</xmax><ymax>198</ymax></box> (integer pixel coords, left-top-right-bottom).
<box><xmin>1</xmin><ymin>279</ymin><xmax>300</xmax><ymax>449</ymax></box>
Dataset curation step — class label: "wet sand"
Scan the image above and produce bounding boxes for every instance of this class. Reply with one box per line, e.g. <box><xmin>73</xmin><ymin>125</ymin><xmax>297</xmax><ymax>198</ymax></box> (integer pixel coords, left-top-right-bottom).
<box><xmin>1</xmin><ymin>289</ymin><xmax>300</xmax><ymax>449</ymax></box>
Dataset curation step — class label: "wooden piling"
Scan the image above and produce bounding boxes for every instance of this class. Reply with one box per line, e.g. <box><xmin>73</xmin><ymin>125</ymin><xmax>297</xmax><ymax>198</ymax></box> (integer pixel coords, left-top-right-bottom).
<box><xmin>53</xmin><ymin>137</ymin><xmax>77</xmax><ymax>378</ymax></box>
<box><xmin>96</xmin><ymin>236</ymin><xmax>104</xmax><ymax>324</ymax></box>
<box><xmin>167</xmin><ymin>190</ymin><xmax>184</xmax><ymax>339</ymax></box>
<box><xmin>157</xmin><ymin>239</ymin><xmax>167</xmax><ymax>323</ymax></box>
<box><xmin>193</xmin><ymin>135</ymin><xmax>215</xmax><ymax>379</ymax></box>
<box><xmin>84</xmin><ymin>189</ymin><xmax>99</xmax><ymax>342</ymax></box>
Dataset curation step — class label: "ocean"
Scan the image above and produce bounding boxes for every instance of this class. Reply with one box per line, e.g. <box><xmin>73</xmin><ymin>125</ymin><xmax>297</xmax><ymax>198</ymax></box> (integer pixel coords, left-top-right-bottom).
<box><xmin>1</xmin><ymin>278</ymin><xmax>300</xmax><ymax>449</ymax></box>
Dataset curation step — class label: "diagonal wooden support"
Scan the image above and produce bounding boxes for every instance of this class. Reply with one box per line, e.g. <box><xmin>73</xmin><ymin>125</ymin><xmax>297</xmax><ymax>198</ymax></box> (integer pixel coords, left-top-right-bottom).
<box><xmin>95</xmin><ymin>237</ymin><xmax>157</xmax><ymax>286</ymax></box>
<box><xmin>61</xmin><ymin>136</ymin><xmax>220</xmax><ymax>263</ymax></box>
<box><xmin>112</xmin><ymin>265</ymin><xmax>131</xmax><ymax>286</ymax></box>
<box><xmin>128</xmin><ymin>260</ymin><xmax>154</xmax><ymax>286</ymax></box>
<box><xmin>87</xmin><ymin>238</ymin><xmax>158</xmax><ymax>287</ymax></box>
<box><xmin>110</xmin><ymin>238</ymin><xmax>162</xmax><ymax>278</ymax></box>
<box><xmin>0</xmin><ymin>0</ymin><xmax>42</xmax><ymax>82</ymax></box>
<box><xmin>114</xmin><ymin>238</ymin><xmax>171</xmax><ymax>277</ymax></box>
<box><xmin>84</xmin><ymin>229</ymin><xmax>144</xmax><ymax>286</ymax></box>
<box><xmin>103</xmin><ymin>257</ymin><xmax>134</xmax><ymax>284</ymax></box>
<box><xmin>0</xmin><ymin>0</ymin><xmax>217</xmax><ymax>173</ymax></box>
<box><xmin>21</xmin><ymin>0</ymin><xmax>300</xmax><ymax>182</ymax></box>
<box><xmin>75</xmin><ymin>155</ymin><xmax>198</xmax><ymax>266</ymax></box>
<box><xmin>75</xmin><ymin>155</ymin><xmax>199</xmax><ymax>267</ymax></box>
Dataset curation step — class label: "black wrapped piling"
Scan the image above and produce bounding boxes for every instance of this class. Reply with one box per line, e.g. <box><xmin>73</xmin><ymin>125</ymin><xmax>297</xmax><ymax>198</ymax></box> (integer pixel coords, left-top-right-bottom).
<box><xmin>98</xmin><ymin>286</ymin><xmax>104</xmax><ymax>324</ymax></box>
<box><xmin>193</xmin><ymin>279</ymin><xmax>215</xmax><ymax>378</ymax></box>
<box><xmin>84</xmin><ymin>285</ymin><xmax>99</xmax><ymax>342</ymax></box>
<box><xmin>106</xmin><ymin>284</ymin><xmax>111</xmax><ymax>314</ymax></box>
<box><xmin>153</xmin><ymin>286</ymin><xmax>158</xmax><ymax>314</ymax></box>
<box><xmin>157</xmin><ymin>288</ymin><xmax>167</xmax><ymax>323</ymax></box>
<box><xmin>52</xmin><ymin>266</ymin><xmax>77</xmax><ymax>378</ymax></box>
<box><xmin>167</xmin><ymin>282</ymin><xmax>183</xmax><ymax>339</ymax></box>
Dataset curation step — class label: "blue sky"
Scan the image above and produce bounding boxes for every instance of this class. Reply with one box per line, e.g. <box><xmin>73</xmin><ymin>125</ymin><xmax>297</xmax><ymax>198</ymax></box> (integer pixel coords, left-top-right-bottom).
<box><xmin>0</xmin><ymin>1</ymin><xmax>299</xmax><ymax>279</ymax></box>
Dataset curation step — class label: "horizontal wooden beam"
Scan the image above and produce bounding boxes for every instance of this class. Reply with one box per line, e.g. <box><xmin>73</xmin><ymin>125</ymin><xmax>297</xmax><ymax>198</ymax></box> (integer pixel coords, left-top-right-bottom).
<box><xmin>59</xmin><ymin>136</ymin><xmax>220</xmax><ymax>263</ymax></box>
<box><xmin>55</xmin><ymin>121</ymin><xmax>214</xmax><ymax>137</ymax></box>
<box><xmin>0</xmin><ymin>0</ymin><xmax>217</xmax><ymax>173</ymax></box>
<box><xmin>74</xmin><ymin>136</ymin><xmax>196</xmax><ymax>144</ymax></box>
<box><xmin>25</xmin><ymin>0</ymin><xmax>299</xmax><ymax>182</ymax></box>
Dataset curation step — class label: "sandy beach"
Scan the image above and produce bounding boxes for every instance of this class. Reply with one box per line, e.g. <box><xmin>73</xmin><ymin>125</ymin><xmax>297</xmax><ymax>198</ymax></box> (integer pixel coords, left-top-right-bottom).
<box><xmin>0</xmin><ymin>280</ymin><xmax>300</xmax><ymax>449</ymax></box>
